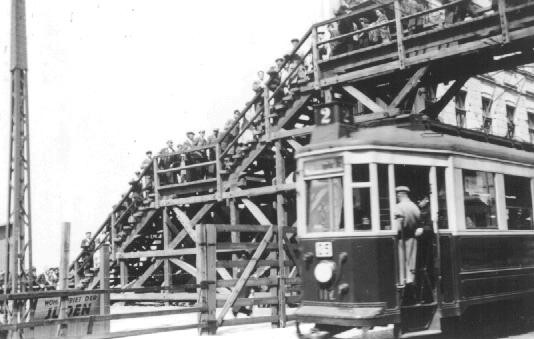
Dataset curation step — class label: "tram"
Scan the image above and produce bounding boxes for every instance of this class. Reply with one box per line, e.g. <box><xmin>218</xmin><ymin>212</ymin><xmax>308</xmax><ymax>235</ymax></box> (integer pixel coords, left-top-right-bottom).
<box><xmin>294</xmin><ymin>109</ymin><xmax>534</xmax><ymax>338</ymax></box>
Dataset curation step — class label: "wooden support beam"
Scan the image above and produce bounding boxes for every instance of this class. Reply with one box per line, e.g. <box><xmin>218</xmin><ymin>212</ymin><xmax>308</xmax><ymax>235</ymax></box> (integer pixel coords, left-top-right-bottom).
<box><xmin>275</xmin><ymin>141</ymin><xmax>287</xmax><ymax>328</ymax></box>
<box><xmin>169</xmin><ymin>258</ymin><xmax>197</xmax><ymax>277</ymax></box>
<box><xmin>133</xmin><ymin>260</ymin><xmax>163</xmax><ymax>288</ymax></box>
<box><xmin>230</xmin><ymin>199</ymin><xmax>239</xmax><ymax>278</ymax></box>
<box><xmin>99</xmin><ymin>245</ymin><xmax>110</xmax><ymax>333</ymax></box>
<box><xmin>198</xmin><ymin>224</ymin><xmax>217</xmax><ymax>335</ymax></box>
<box><xmin>269</xmin><ymin>126</ymin><xmax>314</xmax><ymax>141</ymax></box>
<box><xmin>242</xmin><ymin>199</ymin><xmax>272</xmax><ymax>225</ymax></box>
<box><xmin>498</xmin><ymin>0</ymin><xmax>510</xmax><ymax>43</ymax></box>
<box><xmin>118</xmin><ymin>210</ymin><xmax>157</xmax><ymax>252</ymax></box>
<box><xmin>117</xmin><ymin>249</ymin><xmax>197</xmax><ymax>260</ymax></box>
<box><xmin>423</xmin><ymin>76</ymin><xmax>469</xmax><ymax>120</ymax></box>
<box><xmin>172</xmin><ymin>207</ymin><xmax>199</xmax><ymax>243</ymax></box>
<box><xmin>343</xmin><ymin>86</ymin><xmax>386</xmax><ymax>113</ymax></box>
<box><xmin>163</xmin><ymin>208</ymin><xmax>171</xmax><ymax>292</ymax></box>
<box><xmin>389</xmin><ymin>66</ymin><xmax>429</xmax><ymax>109</ymax></box>
<box><xmin>286</xmin><ymin>139</ymin><xmax>303</xmax><ymax>152</ymax></box>
<box><xmin>216</xmin><ymin>226</ymin><xmax>274</xmax><ymax>325</ymax></box>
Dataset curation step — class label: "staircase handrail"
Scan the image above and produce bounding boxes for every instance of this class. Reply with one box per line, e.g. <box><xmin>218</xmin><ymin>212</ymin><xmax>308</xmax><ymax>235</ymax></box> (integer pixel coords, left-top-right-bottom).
<box><xmin>218</xmin><ymin>47</ymin><xmax>312</xmax><ymax>160</ymax></box>
<box><xmin>69</xmin><ymin>162</ymin><xmax>153</xmax><ymax>271</ymax></box>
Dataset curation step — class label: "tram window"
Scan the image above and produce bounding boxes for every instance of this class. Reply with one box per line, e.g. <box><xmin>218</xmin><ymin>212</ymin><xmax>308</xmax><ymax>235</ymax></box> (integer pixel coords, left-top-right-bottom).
<box><xmin>463</xmin><ymin>170</ymin><xmax>497</xmax><ymax>229</ymax></box>
<box><xmin>306</xmin><ymin>177</ymin><xmax>344</xmax><ymax>233</ymax></box>
<box><xmin>353</xmin><ymin>187</ymin><xmax>372</xmax><ymax>230</ymax></box>
<box><xmin>352</xmin><ymin>164</ymin><xmax>370</xmax><ymax>182</ymax></box>
<box><xmin>504</xmin><ymin>175</ymin><xmax>533</xmax><ymax>230</ymax></box>
<box><xmin>378</xmin><ymin>164</ymin><xmax>391</xmax><ymax>230</ymax></box>
<box><xmin>437</xmin><ymin>167</ymin><xmax>448</xmax><ymax>229</ymax></box>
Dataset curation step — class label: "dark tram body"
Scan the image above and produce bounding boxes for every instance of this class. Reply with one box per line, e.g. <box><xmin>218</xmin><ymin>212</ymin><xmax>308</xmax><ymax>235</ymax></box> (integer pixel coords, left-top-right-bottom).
<box><xmin>294</xmin><ymin>123</ymin><xmax>534</xmax><ymax>337</ymax></box>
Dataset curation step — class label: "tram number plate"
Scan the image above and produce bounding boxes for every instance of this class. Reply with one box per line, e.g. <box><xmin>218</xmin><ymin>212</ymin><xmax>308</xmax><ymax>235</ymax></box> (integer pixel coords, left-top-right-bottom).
<box><xmin>315</xmin><ymin>242</ymin><xmax>333</xmax><ymax>258</ymax></box>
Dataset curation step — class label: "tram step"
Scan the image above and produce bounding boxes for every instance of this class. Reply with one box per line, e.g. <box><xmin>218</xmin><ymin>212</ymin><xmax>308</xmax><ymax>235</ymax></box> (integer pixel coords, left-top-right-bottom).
<box><xmin>400</xmin><ymin>329</ymin><xmax>442</xmax><ymax>338</ymax></box>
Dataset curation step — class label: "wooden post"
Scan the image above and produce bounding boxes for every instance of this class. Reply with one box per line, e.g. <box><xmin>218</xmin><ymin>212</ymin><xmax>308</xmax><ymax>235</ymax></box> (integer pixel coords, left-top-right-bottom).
<box><xmin>311</xmin><ymin>26</ymin><xmax>321</xmax><ymax>90</ymax></box>
<box><xmin>120</xmin><ymin>260</ymin><xmax>128</xmax><ymax>287</ymax></box>
<box><xmin>215</xmin><ymin>144</ymin><xmax>223</xmax><ymax>201</ymax></box>
<box><xmin>57</xmin><ymin>222</ymin><xmax>70</xmax><ymax>336</ymax></box>
<box><xmin>99</xmin><ymin>244</ymin><xmax>110</xmax><ymax>333</ymax></box>
<box><xmin>230</xmin><ymin>200</ymin><xmax>239</xmax><ymax>278</ymax></box>
<box><xmin>264</xmin><ymin>88</ymin><xmax>271</xmax><ymax>136</ymax></box>
<box><xmin>275</xmin><ymin>141</ymin><xmax>287</xmax><ymax>327</ymax></box>
<box><xmin>393</xmin><ymin>0</ymin><xmax>406</xmax><ymax>69</ymax></box>
<box><xmin>163</xmin><ymin>207</ymin><xmax>171</xmax><ymax>303</ymax></box>
<box><xmin>110</xmin><ymin>207</ymin><xmax>117</xmax><ymax>258</ymax></box>
<box><xmin>74</xmin><ymin>261</ymin><xmax>80</xmax><ymax>288</ymax></box>
<box><xmin>497</xmin><ymin>0</ymin><xmax>510</xmax><ymax>43</ymax></box>
<box><xmin>197</xmin><ymin>224</ymin><xmax>216</xmax><ymax>335</ymax></box>
<box><xmin>152</xmin><ymin>158</ymin><xmax>160</xmax><ymax>207</ymax></box>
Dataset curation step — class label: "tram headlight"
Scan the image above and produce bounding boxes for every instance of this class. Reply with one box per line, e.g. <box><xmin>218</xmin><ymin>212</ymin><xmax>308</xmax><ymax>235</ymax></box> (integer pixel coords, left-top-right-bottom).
<box><xmin>314</xmin><ymin>260</ymin><xmax>336</xmax><ymax>283</ymax></box>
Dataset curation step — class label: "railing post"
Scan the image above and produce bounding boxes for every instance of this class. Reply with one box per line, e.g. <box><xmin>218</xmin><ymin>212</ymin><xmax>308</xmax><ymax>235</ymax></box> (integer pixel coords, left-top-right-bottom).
<box><xmin>311</xmin><ymin>26</ymin><xmax>321</xmax><ymax>90</ymax></box>
<box><xmin>263</xmin><ymin>89</ymin><xmax>271</xmax><ymax>136</ymax></box>
<box><xmin>393</xmin><ymin>0</ymin><xmax>406</xmax><ymax>69</ymax></box>
<box><xmin>197</xmin><ymin>224</ymin><xmax>217</xmax><ymax>335</ymax></box>
<box><xmin>215</xmin><ymin>144</ymin><xmax>223</xmax><ymax>201</ymax></box>
<box><xmin>275</xmin><ymin>141</ymin><xmax>287</xmax><ymax>327</ymax></box>
<box><xmin>152</xmin><ymin>158</ymin><xmax>160</xmax><ymax>207</ymax></box>
<box><xmin>57</xmin><ymin>222</ymin><xmax>70</xmax><ymax>336</ymax></box>
<box><xmin>497</xmin><ymin>0</ymin><xmax>510</xmax><ymax>43</ymax></box>
<box><xmin>99</xmin><ymin>244</ymin><xmax>110</xmax><ymax>333</ymax></box>
<box><xmin>110</xmin><ymin>208</ymin><xmax>117</xmax><ymax>258</ymax></box>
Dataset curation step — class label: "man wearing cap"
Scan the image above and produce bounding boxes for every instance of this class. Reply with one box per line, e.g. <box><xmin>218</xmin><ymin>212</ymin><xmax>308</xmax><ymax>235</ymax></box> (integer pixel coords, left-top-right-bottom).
<box><xmin>159</xmin><ymin>140</ymin><xmax>176</xmax><ymax>184</ymax></box>
<box><xmin>195</xmin><ymin>130</ymin><xmax>208</xmax><ymax>147</ymax></box>
<box><xmin>394</xmin><ymin>186</ymin><xmax>422</xmax><ymax>296</ymax></box>
<box><xmin>140</xmin><ymin>151</ymin><xmax>154</xmax><ymax>197</ymax></box>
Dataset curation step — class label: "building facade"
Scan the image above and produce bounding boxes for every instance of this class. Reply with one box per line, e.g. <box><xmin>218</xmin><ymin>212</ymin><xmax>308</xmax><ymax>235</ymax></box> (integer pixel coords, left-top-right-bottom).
<box><xmin>438</xmin><ymin>68</ymin><xmax>534</xmax><ymax>143</ymax></box>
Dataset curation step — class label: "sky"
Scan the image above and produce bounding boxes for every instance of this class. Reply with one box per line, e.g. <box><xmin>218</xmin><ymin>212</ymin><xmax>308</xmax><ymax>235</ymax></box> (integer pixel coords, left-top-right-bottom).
<box><xmin>0</xmin><ymin>0</ymin><xmax>328</xmax><ymax>271</ymax></box>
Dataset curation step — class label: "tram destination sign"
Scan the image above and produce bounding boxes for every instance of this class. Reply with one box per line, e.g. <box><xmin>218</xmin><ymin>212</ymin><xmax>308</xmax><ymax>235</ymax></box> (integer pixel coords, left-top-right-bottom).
<box><xmin>303</xmin><ymin>156</ymin><xmax>343</xmax><ymax>177</ymax></box>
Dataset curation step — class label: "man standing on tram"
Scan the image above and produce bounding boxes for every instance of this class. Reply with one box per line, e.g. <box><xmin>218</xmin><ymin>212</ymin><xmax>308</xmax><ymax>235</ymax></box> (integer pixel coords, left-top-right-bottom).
<box><xmin>394</xmin><ymin>186</ymin><xmax>423</xmax><ymax>304</ymax></box>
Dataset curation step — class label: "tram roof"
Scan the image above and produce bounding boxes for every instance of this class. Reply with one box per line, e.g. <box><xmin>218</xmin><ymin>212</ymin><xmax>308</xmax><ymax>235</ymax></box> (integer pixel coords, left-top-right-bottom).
<box><xmin>299</xmin><ymin>124</ymin><xmax>534</xmax><ymax>166</ymax></box>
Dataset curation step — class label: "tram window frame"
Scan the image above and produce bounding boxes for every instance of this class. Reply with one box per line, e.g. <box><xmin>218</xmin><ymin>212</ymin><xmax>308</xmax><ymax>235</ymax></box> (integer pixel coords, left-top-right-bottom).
<box><xmin>462</xmin><ymin>170</ymin><xmax>498</xmax><ymax>229</ymax></box>
<box><xmin>504</xmin><ymin>175</ymin><xmax>534</xmax><ymax>230</ymax></box>
<box><xmin>351</xmin><ymin>164</ymin><xmax>373</xmax><ymax>231</ymax></box>
<box><xmin>305</xmin><ymin>176</ymin><xmax>345</xmax><ymax>234</ymax></box>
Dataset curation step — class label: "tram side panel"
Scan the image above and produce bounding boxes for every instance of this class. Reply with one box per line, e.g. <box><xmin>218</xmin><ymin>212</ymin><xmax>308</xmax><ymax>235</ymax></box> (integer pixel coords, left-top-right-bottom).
<box><xmin>453</xmin><ymin>234</ymin><xmax>534</xmax><ymax>309</ymax></box>
<box><xmin>299</xmin><ymin>236</ymin><xmax>398</xmax><ymax>309</ymax></box>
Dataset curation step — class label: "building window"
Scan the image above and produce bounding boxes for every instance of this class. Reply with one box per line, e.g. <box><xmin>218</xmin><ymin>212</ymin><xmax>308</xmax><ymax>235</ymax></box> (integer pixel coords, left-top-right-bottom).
<box><xmin>528</xmin><ymin>111</ymin><xmax>534</xmax><ymax>143</ymax></box>
<box><xmin>463</xmin><ymin>170</ymin><xmax>497</xmax><ymax>229</ymax></box>
<box><xmin>306</xmin><ymin>177</ymin><xmax>344</xmax><ymax>233</ymax></box>
<box><xmin>504</xmin><ymin>175</ymin><xmax>533</xmax><ymax>230</ymax></box>
<box><xmin>481</xmin><ymin>96</ymin><xmax>492</xmax><ymax>133</ymax></box>
<box><xmin>437</xmin><ymin>167</ymin><xmax>448</xmax><ymax>229</ymax></box>
<box><xmin>455</xmin><ymin>90</ymin><xmax>467</xmax><ymax>128</ymax></box>
<box><xmin>506</xmin><ymin>104</ymin><xmax>516</xmax><ymax>138</ymax></box>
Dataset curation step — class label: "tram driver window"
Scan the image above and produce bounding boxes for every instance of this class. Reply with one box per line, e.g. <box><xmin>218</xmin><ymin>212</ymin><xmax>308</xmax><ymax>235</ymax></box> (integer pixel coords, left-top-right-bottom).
<box><xmin>504</xmin><ymin>175</ymin><xmax>533</xmax><ymax>230</ymax></box>
<box><xmin>463</xmin><ymin>170</ymin><xmax>497</xmax><ymax>229</ymax></box>
<box><xmin>306</xmin><ymin>177</ymin><xmax>344</xmax><ymax>233</ymax></box>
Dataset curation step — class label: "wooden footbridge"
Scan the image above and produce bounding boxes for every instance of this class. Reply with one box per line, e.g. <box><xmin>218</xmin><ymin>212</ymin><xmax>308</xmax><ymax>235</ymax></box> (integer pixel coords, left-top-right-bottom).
<box><xmin>63</xmin><ymin>0</ymin><xmax>534</xmax><ymax>334</ymax></box>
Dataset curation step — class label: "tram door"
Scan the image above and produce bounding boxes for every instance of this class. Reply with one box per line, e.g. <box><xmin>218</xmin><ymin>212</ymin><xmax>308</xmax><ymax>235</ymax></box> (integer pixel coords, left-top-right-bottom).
<box><xmin>395</xmin><ymin>165</ymin><xmax>442</xmax><ymax>332</ymax></box>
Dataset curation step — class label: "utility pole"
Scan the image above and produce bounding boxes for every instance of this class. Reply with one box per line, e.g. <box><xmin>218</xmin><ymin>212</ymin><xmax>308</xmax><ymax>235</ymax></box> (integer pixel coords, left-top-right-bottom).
<box><xmin>5</xmin><ymin>0</ymin><xmax>32</xmax><ymax>303</ymax></box>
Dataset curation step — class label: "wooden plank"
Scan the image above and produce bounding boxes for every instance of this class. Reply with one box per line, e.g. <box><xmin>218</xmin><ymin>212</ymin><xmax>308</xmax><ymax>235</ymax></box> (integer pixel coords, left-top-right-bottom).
<box><xmin>216</xmin><ymin>226</ymin><xmax>274</xmax><ymax>325</ymax></box>
<box><xmin>99</xmin><ymin>245</ymin><xmax>111</xmax><ymax>332</ymax></box>
<box><xmin>215</xmin><ymin>295</ymin><xmax>300</xmax><ymax>308</ymax></box>
<box><xmin>275</xmin><ymin>140</ymin><xmax>286</xmax><ymax>327</ymax></box>
<box><xmin>498</xmin><ymin>0</ymin><xmax>510</xmax><ymax>43</ymax></box>
<box><xmin>163</xmin><ymin>208</ymin><xmax>171</xmax><ymax>292</ymax></box>
<box><xmin>242</xmin><ymin>199</ymin><xmax>272</xmax><ymax>225</ymax></box>
<box><xmin>219</xmin><ymin>315</ymin><xmax>279</xmax><ymax>327</ymax></box>
<box><xmin>286</xmin><ymin>139</ymin><xmax>303</xmax><ymax>152</ymax></box>
<box><xmin>393</xmin><ymin>0</ymin><xmax>406</xmax><ymax>69</ymax></box>
<box><xmin>423</xmin><ymin>77</ymin><xmax>469</xmax><ymax>119</ymax></box>
<box><xmin>215</xmin><ymin>224</ymin><xmax>271</xmax><ymax>233</ymax></box>
<box><xmin>343</xmin><ymin>86</ymin><xmax>386</xmax><ymax>113</ymax></box>
<box><xmin>172</xmin><ymin>207</ymin><xmax>198</xmax><ymax>242</ymax></box>
<box><xmin>110</xmin><ymin>293</ymin><xmax>198</xmax><ymax>302</ymax></box>
<box><xmin>389</xmin><ymin>66</ymin><xmax>429</xmax><ymax>109</ymax></box>
<box><xmin>169</xmin><ymin>258</ymin><xmax>197</xmax><ymax>277</ymax></box>
<box><xmin>117</xmin><ymin>248</ymin><xmax>196</xmax><ymax>260</ymax></box>
<box><xmin>216</xmin><ymin>260</ymin><xmax>291</xmax><ymax>269</ymax></box>
<box><xmin>216</xmin><ymin>243</ymin><xmax>278</xmax><ymax>251</ymax></box>
<box><xmin>156</xmin><ymin>160</ymin><xmax>216</xmax><ymax>174</ymax></box>
<box><xmin>133</xmin><ymin>260</ymin><xmax>163</xmax><ymax>288</ymax></box>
